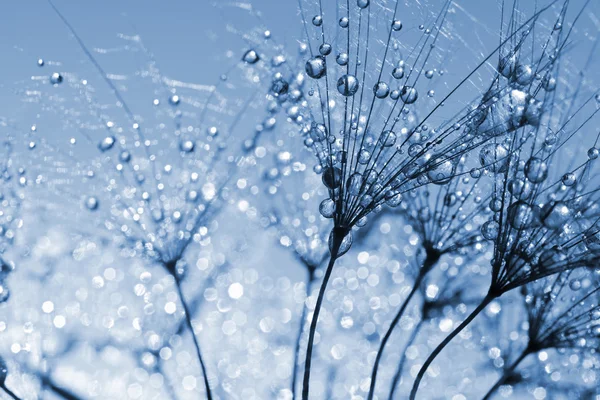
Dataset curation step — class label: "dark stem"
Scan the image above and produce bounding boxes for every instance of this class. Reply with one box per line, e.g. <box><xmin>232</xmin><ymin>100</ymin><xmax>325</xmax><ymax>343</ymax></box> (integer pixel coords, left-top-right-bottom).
<box><xmin>43</xmin><ymin>378</ymin><xmax>83</xmax><ymax>400</ymax></box>
<box><xmin>409</xmin><ymin>294</ymin><xmax>494</xmax><ymax>400</ymax></box>
<box><xmin>302</xmin><ymin>228</ymin><xmax>346</xmax><ymax>400</ymax></box>
<box><xmin>174</xmin><ymin>277</ymin><xmax>213</xmax><ymax>400</ymax></box>
<box><xmin>481</xmin><ymin>349</ymin><xmax>530</xmax><ymax>400</ymax></box>
<box><xmin>1</xmin><ymin>385</ymin><xmax>20</xmax><ymax>400</ymax></box>
<box><xmin>291</xmin><ymin>270</ymin><xmax>315</xmax><ymax>399</ymax></box>
<box><xmin>367</xmin><ymin>272</ymin><xmax>426</xmax><ymax>400</ymax></box>
<box><xmin>388</xmin><ymin>319</ymin><xmax>424</xmax><ymax>400</ymax></box>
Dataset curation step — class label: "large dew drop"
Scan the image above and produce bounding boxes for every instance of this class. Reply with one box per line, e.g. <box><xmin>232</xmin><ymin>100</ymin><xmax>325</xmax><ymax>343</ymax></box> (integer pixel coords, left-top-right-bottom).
<box><xmin>319</xmin><ymin>199</ymin><xmax>336</xmax><ymax>218</ymax></box>
<box><xmin>400</xmin><ymin>86</ymin><xmax>418</xmax><ymax>104</ymax></box>
<box><xmin>507</xmin><ymin>201</ymin><xmax>534</xmax><ymax>229</ymax></box>
<box><xmin>337</xmin><ymin>74</ymin><xmax>359</xmax><ymax>96</ymax></box>
<box><xmin>524</xmin><ymin>157</ymin><xmax>548</xmax><ymax>183</ymax></box>
<box><xmin>426</xmin><ymin>158</ymin><xmax>456</xmax><ymax>185</ymax></box>
<box><xmin>306</xmin><ymin>56</ymin><xmax>327</xmax><ymax>79</ymax></box>
<box><xmin>541</xmin><ymin>202</ymin><xmax>571</xmax><ymax>229</ymax></box>
<box><xmin>479</xmin><ymin>143</ymin><xmax>509</xmax><ymax>172</ymax></box>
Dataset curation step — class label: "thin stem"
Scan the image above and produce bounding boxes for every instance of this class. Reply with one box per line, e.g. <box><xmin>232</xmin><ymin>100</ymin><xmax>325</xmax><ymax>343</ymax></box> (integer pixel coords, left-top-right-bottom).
<box><xmin>481</xmin><ymin>349</ymin><xmax>530</xmax><ymax>400</ymax></box>
<box><xmin>409</xmin><ymin>294</ymin><xmax>494</xmax><ymax>400</ymax></box>
<box><xmin>388</xmin><ymin>319</ymin><xmax>424</xmax><ymax>400</ymax></box>
<box><xmin>174</xmin><ymin>277</ymin><xmax>213</xmax><ymax>400</ymax></box>
<box><xmin>43</xmin><ymin>379</ymin><xmax>83</xmax><ymax>400</ymax></box>
<box><xmin>302</xmin><ymin>228</ymin><xmax>346</xmax><ymax>400</ymax></box>
<box><xmin>1</xmin><ymin>385</ymin><xmax>19</xmax><ymax>400</ymax></box>
<box><xmin>367</xmin><ymin>273</ymin><xmax>425</xmax><ymax>400</ymax></box>
<box><xmin>291</xmin><ymin>271</ymin><xmax>315</xmax><ymax>399</ymax></box>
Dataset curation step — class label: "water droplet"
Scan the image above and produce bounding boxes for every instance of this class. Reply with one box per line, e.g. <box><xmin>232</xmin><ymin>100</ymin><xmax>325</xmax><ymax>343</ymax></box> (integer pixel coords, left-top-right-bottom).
<box><xmin>537</xmin><ymin>246</ymin><xmax>566</xmax><ymax>270</ymax></box>
<box><xmin>180</xmin><ymin>140</ymin><xmax>195</xmax><ymax>153</ymax></box>
<box><xmin>588</xmin><ymin>147</ymin><xmax>599</xmax><ymax>160</ymax></box>
<box><xmin>319</xmin><ymin>199</ymin><xmax>336</xmax><ymax>218</ymax></box>
<box><xmin>50</xmin><ymin>72</ymin><xmax>63</xmax><ymax>85</ymax></box>
<box><xmin>337</xmin><ymin>74</ymin><xmax>359</xmax><ymax>96</ymax></box>
<box><xmin>98</xmin><ymin>136</ymin><xmax>116</xmax><ymax>152</ymax></box>
<box><xmin>514</xmin><ymin>64</ymin><xmax>534</xmax><ymax>85</ymax></box>
<box><xmin>481</xmin><ymin>220</ymin><xmax>499</xmax><ymax>240</ymax></box>
<box><xmin>85</xmin><ymin>196</ymin><xmax>99</xmax><ymax>211</ymax></box>
<box><xmin>561</xmin><ymin>173</ymin><xmax>576</xmax><ymax>186</ymax></box>
<box><xmin>242</xmin><ymin>49</ymin><xmax>260</xmax><ymax>64</ymax></box>
<box><xmin>541</xmin><ymin>202</ymin><xmax>570</xmax><ymax>229</ymax></box>
<box><xmin>427</xmin><ymin>158</ymin><xmax>455</xmax><ymax>185</ymax></box>
<box><xmin>507</xmin><ymin>201</ymin><xmax>534</xmax><ymax>229</ymax></box>
<box><xmin>306</xmin><ymin>56</ymin><xmax>327</xmax><ymax>79</ymax></box>
<box><xmin>392</xmin><ymin>20</ymin><xmax>403</xmax><ymax>31</ymax></box>
<box><xmin>312</xmin><ymin>15</ymin><xmax>323</xmax><ymax>26</ymax></box>
<box><xmin>310</xmin><ymin>123</ymin><xmax>328</xmax><ymax>142</ymax></box>
<box><xmin>569</xmin><ymin>279</ymin><xmax>581</xmax><ymax>291</ymax></box>
<box><xmin>524</xmin><ymin>157</ymin><xmax>548</xmax><ymax>183</ymax></box>
<box><xmin>168</xmin><ymin>94</ymin><xmax>180</xmax><ymax>106</ymax></box>
<box><xmin>479</xmin><ymin>143</ymin><xmax>509</xmax><ymax>172</ymax></box>
<box><xmin>348</xmin><ymin>173</ymin><xmax>363</xmax><ymax>195</ymax></box>
<box><xmin>379</xmin><ymin>130</ymin><xmax>396</xmax><ymax>147</ymax></box>
<box><xmin>424</xmin><ymin>70</ymin><xmax>434</xmax><ymax>79</ymax></box>
<box><xmin>336</xmin><ymin>53</ymin><xmax>349</xmax><ymax>66</ymax></box>
<box><xmin>392</xmin><ymin>67</ymin><xmax>405</xmax><ymax>79</ymax></box>
<box><xmin>322</xmin><ymin>166</ymin><xmax>342</xmax><ymax>189</ymax></box>
<box><xmin>508</xmin><ymin>178</ymin><xmax>532</xmax><ymax>200</ymax></box>
<box><xmin>400</xmin><ymin>86</ymin><xmax>418</xmax><ymax>104</ymax></box>
<box><xmin>330</xmin><ymin>230</ymin><xmax>353</xmax><ymax>256</ymax></box>
<box><xmin>271</xmin><ymin>76</ymin><xmax>289</xmax><ymax>96</ymax></box>
<box><xmin>498</xmin><ymin>54</ymin><xmax>518</xmax><ymax>78</ymax></box>
<box><xmin>357</xmin><ymin>0</ymin><xmax>370</xmax><ymax>8</ymax></box>
<box><xmin>339</xmin><ymin>17</ymin><xmax>349</xmax><ymax>28</ymax></box>
<box><xmin>319</xmin><ymin>43</ymin><xmax>332</xmax><ymax>56</ymax></box>
<box><xmin>37</xmin><ymin>58</ymin><xmax>44</xmax><ymax>67</ymax></box>
<box><xmin>373</xmin><ymin>82</ymin><xmax>390</xmax><ymax>99</ymax></box>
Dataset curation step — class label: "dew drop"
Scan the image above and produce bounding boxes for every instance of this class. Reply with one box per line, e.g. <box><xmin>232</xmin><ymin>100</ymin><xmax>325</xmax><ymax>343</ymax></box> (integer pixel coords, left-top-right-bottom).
<box><xmin>337</xmin><ymin>74</ymin><xmax>359</xmax><ymax>96</ymax></box>
<box><xmin>400</xmin><ymin>86</ymin><xmax>418</xmax><ymax>104</ymax></box>
<box><xmin>541</xmin><ymin>202</ymin><xmax>570</xmax><ymax>230</ymax></box>
<box><xmin>242</xmin><ymin>49</ymin><xmax>260</xmax><ymax>64</ymax></box>
<box><xmin>427</xmin><ymin>158</ymin><xmax>455</xmax><ymax>185</ymax></box>
<box><xmin>85</xmin><ymin>196</ymin><xmax>99</xmax><ymax>211</ymax></box>
<box><xmin>306</xmin><ymin>56</ymin><xmax>327</xmax><ymax>79</ymax></box>
<box><xmin>481</xmin><ymin>220</ymin><xmax>499</xmax><ymax>240</ymax></box>
<box><xmin>391</xmin><ymin>20</ymin><xmax>403</xmax><ymax>31</ymax></box>
<box><xmin>507</xmin><ymin>201</ymin><xmax>534</xmax><ymax>229</ymax></box>
<box><xmin>98</xmin><ymin>136</ymin><xmax>116</xmax><ymax>152</ymax></box>
<box><xmin>50</xmin><ymin>72</ymin><xmax>63</xmax><ymax>85</ymax></box>
<box><xmin>373</xmin><ymin>82</ymin><xmax>390</xmax><ymax>99</ymax></box>
<box><xmin>180</xmin><ymin>140</ymin><xmax>195</xmax><ymax>153</ymax></box>
<box><xmin>524</xmin><ymin>157</ymin><xmax>548</xmax><ymax>183</ymax></box>
<box><xmin>479</xmin><ymin>143</ymin><xmax>509</xmax><ymax>172</ymax></box>
<box><xmin>322</xmin><ymin>166</ymin><xmax>342</xmax><ymax>189</ymax></box>
<box><xmin>319</xmin><ymin>199</ymin><xmax>336</xmax><ymax>218</ymax></box>
<box><xmin>392</xmin><ymin>67</ymin><xmax>405</xmax><ymax>79</ymax></box>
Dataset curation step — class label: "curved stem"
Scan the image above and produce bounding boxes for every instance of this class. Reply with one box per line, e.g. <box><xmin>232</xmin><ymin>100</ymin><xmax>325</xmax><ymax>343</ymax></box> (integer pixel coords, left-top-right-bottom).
<box><xmin>409</xmin><ymin>294</ymin><xmax>494</xmax><ymax>400</ymax></box>
<box><xmin>367</xmin><ymin>273</ymin><xmax>425</xmax><ymax>400</ymax></box>
<box><xmin>43</xmin><ymin>379</ymin><xmax>83</xmax><ymax>400</ymax></box>
<box><xmin>481</xmin><ymin>349</ymin><xmax>530</xmax><ymax>400</ymax></box>
<box><xmin>174</xmin><ymin>278</ymin><xmax>213</xmax><ymax>400</ymax></box>
<box><xmin>388</xmin><ymin>319</ymin><xmax>424</xmax><ymax>400</ymax></box>
<box><xmin>302</xmin><ymin>229</ymin><xmax>345</xmax><ymax>400</ymax></box>
<box><xmin>291</xmin><ymin>271</ymin><xmax>315</xmax><ymax>399</ymax></box>
<box><xmin>1</xmin><ymin>385</ymin><xmax>20</xmax><ymax>400</ymax></box>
